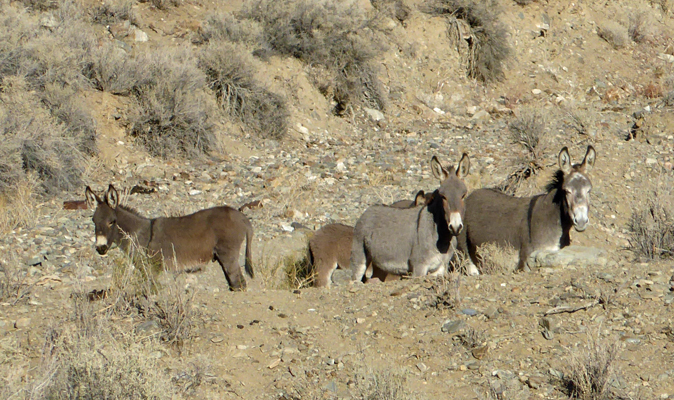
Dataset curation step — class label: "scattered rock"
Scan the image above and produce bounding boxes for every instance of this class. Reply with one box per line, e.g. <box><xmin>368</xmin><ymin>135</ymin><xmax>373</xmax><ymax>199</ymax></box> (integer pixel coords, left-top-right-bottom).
<box><xmin>527</xmin><ymin>246</ymin><xmax>608</xmax><ymax>269</ymax></box>
<box><xmin>364</xmin><ymin>108</ymin><xmax>385</xmax><ymax>122</ymax></box>
<box><xmin>14</xmin><ymin>318</ymin><xmax>31</xmax><ymax>329</ymax></box>
<box><xmin>441</xmin><ymin>320</ymin><xmax>465</xmax><ymax>333</ymax></box>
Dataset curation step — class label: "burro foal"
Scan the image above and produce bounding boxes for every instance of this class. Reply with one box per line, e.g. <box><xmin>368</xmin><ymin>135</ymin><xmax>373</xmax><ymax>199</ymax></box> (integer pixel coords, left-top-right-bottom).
<box><xmin>457</xmin><ymin>145</ymin><xmax>596</xmax><ymax>273</ymax></box>
<box><xmin>350</xmin><ymin>154</ymin><xmax>470</xmax><ymax>282</ymax></box>
<box><xmin>85</xmin><ymin>185</ymin><xmax>254</xmax><ymax>290</ymax></box>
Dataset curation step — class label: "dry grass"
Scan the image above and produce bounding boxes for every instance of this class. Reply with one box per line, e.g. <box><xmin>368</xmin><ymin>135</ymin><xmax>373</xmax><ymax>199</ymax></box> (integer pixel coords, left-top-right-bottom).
<box><xmin>31</xmin><ymin>317</ymin><xmax>177</xmax><ymax>399</ymax></box>
<box><xmin>424</xmin><ymin>0</ymin><xmax>511</xmax><ymax>82</ymax></box>
<box><xmin>281</xmin><ymin>250</ymin><xmax>314</xmax><ymax>290</ymax></box>
<box><xmin>243</xmin><ymin>0</ymin><xmax>388</xmax><ymax>114</ymax></box>
<box><xmin>627</xmin><ymin>178</ymin><xmax>674</xmax><ymax>259</ymax></box>
<box><xmin>0</xmin><ymin>176</ymin><xmax>40</xmax><ymax>234</ymax></box>
<box><xmin>0</xmin><ymin>250</ymin><xmax>33</xmax><ymax>304</ymax></box>
<box><xmin>198</xmin><ymin>42</ymin><xmax>289</xmax><ymax>139</ymax></box>
<box><xmin>475</xmin><ymin>242</ymin><xmax>518</xmax><ymax>274</ymax></box>
<box><xmin>359</xmin><ymin>370</ymin><xmax>419</xmax><ymax>400</ymax></box>
<box><xmin>562</xmin><ymin>332</ymin><xmax>620</xmax><ymax>400</ymax></box>
<box><xmin>85</xmin><ymin>43</ymin><xmax>150</xmax><ymax>95</ymax></box>
<box><xmin>598</xmin><ymin>22</ymin><xmax>628</xmax><ymax>50</ymax></box>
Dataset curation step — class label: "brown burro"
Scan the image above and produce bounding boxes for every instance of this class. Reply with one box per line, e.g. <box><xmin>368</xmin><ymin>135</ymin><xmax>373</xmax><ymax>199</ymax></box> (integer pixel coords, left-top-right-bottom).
<box><xmin>309</xmin><ymin>191</ymin><xmax>430</xmax><ymax>288</ymax></box>
<box><xmin>351</xmin><ymin>154</ymin><xmax>470</xmax><ymax>282</ymax></box>
<box><xmin>457</xmin><ymin>145</ymin><xmax>596</xmax><ymax>274</ymax></box>
<box><xmin>85</xmin><ymin>184</ymin><xmax>254</xmax><ymax>291</ymax></box>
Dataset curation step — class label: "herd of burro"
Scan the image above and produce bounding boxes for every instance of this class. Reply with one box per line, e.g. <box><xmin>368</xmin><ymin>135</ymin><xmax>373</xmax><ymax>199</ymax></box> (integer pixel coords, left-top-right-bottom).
<box><xmin>85</xmin><ymin>145</ymin><xmax>597</xmax><ymax>291</ymax></box>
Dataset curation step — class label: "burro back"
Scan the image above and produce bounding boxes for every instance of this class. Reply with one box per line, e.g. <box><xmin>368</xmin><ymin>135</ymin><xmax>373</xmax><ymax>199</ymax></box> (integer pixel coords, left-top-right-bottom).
<box><xmin>457</xmin><ymin>145</ymin><xmax>596</xmax><ymax>274</ymax></box>
<box><xmin>85</xmin><ymin>184</ymin><xmax>254</xmax><ymax>291</ymax></box>
<box><xmin>350</xmin><ymin>154</ymin><xmax>470</xmax><ymax>281</ymax></box>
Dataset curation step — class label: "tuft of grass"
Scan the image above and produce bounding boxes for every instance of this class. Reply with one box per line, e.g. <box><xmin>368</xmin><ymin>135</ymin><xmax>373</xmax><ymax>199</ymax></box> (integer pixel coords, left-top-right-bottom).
<box><xmin>424</xmin><ymin>0</ymin><xmax>511</xmax><ymax>82</ymax></box>
<box><xmin>562</xmin><ymin>333</ymin><xmax>620</xmax><ymax>400</ymax></box>
<box><xmin>598</xmin><ymin>22</ymin><xmax>628</xmax><ymax>49</ymax></box>
<box><xmin>458</xmin><ymin>327</ymin><xmax>486</xmax><ymax>350</ymax></box>
<box><xmin>475</xmin><ymin>243</ymin><xmax>518</xmax><ymax>274</ymax></box>
<box><xmin>429</xmin><ymin>271</ymin><xmax>461</xmax><ymax>310</ymax></box>
<box><xmin>243</xmin><ymin>0</ymin><xmax>388</xmax><ymax>114</ymax></box>
<box><xmin>360</xmin><ymin>370</ymin><xmax>418</xmax><ymax>400</ymax></box>
<box><xmin>627</xmin><ymin>179</ymin><xmax>674</xmax><ymax>259</ymax></box>
<box><xmin>198</xmin><ymin>42</ymin><xmax>289</xmax><ymax>139</ymax></box>
<box><xmin>281</xmin><ymin>250</ymin><xmax>314</xmax><ymax>290</ymax></box>
<box><xmin>128</xmin><ymin>49</ymin><xmax>217</xmax><ymax>158</ymax></box>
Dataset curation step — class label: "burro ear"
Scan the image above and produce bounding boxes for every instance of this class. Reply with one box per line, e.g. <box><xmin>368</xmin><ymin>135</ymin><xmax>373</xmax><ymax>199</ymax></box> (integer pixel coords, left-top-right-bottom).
<box><xmin>430</xmin><ymin>156</ymin><xmax>449</xmax><ymax>182</ymax></box>
<box><xmin>85</xmin><ymin>186</ymin><xmax>101</xmax><ymax>208</ymax></box>
<box><xmin>580</xmin><ymin>145</ymin><xmax>596</xmax><ymax>172</ymax></box>
<box><xmin>558</xmin><ymin>147</ymin><xmax>572</xmax><ymax>174</ymax></box>
<box><xmin>105</xmin><ymin>184</ymin><xmax>119</xmax><ymax>208</ymax></box>
<box><xmin>413</xmin><ymin>190</ymin><xmax>426</xmax><ymax>206</ymax></box>
<box><xmin>456</xmin><ymin>153</ymin><xmax>470</xmax><ymax>179</ymax></box>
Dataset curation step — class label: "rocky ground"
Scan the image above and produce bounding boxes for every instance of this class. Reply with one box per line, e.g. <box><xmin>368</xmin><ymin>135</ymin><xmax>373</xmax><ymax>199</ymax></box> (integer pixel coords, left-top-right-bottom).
<box><xmin>2</xmin><ymin>0</ymin><xmax>674</xmax><ymax>398</ymax></box>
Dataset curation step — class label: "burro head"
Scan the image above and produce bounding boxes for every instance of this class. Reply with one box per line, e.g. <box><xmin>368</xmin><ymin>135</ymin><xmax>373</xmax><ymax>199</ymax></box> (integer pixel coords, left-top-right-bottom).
<box><xmin>430</xmin><ymin>153</ymin><xmax>470</xmax><ymax>235</ymax></box>
<box><xmin>85</xmin><ymin>184</ymin><xmax>122</xmax><ymax>255</ymax></box>
<box><xmin>558</xmin><ymin>145</ymin><xmax>596</xmax><ymax>232</ymax></box>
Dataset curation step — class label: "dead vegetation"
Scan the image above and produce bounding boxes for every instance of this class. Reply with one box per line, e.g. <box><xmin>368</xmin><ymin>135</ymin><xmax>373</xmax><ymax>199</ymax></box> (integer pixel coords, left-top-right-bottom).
<box><xmin>128</xmin><ymin>49</ymin><xmax>217</xmax><ymax>158</ymax></box>
<box><xmin>627</xmin><ymin>179</ymin><xmax>674</xmax><ymax>259</ymax></box>
<box><xmin>562</xmin><ymin>332</ymin><xmax>622</xmax><ymax>400</ymax></box>
<box><xmin>281</xmin><ymin>250</ymin><xmax>314</xmax><ymax>290</ymax></box>
<box><xmin>198</xmin><ymin>42</ymin><xmax>289</xmax><ymax>139</ymax></box>
<box><xmin>628</xmin><ymin>12</ymin><xmax>647</xmax><ymax>43</ymax></box>
<box><xmin>0</xmin><ymin>251</ymin><xmax>33</xmax><ymax>304</ymax></box>
<box><xmin>495</xmin><ymin>108</ymin><xmax>548</xmax><ymax>194</ymax></box>
<box><xmin>243</xmin><ymin>0</ymin><xmax>388</xmax><ymax>114</ymax></box>
<box><xmin>598</xmin><ymin>22</ymin><xmax>628</xmax><ymax>50</ymax></box>
<box><xmin>424</xmin><ymin>0</ymin><xmax>511</xmax><ymax>82</ymax></box>
<box><xmin>91</xmin><ymin>0</ymin><xmax>139</xmax><ymax>26</ymax></box>
<box><xmin>196</xmin><ymin>12</ymin><xmax>263</xmax><ymax>45</ymax></box>
<box><xmin>475</xmin><ymin>243</ymin><xmax>518</xmax><ymax>274</ymax></box>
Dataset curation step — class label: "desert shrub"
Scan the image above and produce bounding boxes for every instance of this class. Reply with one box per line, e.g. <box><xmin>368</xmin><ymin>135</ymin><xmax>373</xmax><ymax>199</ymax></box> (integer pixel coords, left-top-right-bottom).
<box><xmin>562</xmin><ymin>334</ymin><xmax>620</xmax><ymax>400</ymax></box>
<box><xmin>17</xmin><ymin>0</ymin><xmax>58</xmax><ymax>11</ymax></box>
<box><xmin>0</xmin><ymin>77</ymin><xmax>86</xmax><ymax>194</ymax></box>
<box><xmin>360</xmin><ymin>370</ymin><xmax>417</xmax><ymax>400</ymax></box>
<box><xmin>627</xmin><ymin>181</ymin><xmax>674</xmax><ymax>259</ymax></box>
<box><xmin>0</xmin><ymin>176</ymin><xmax>39</xmax><ymax>234</ymax></box>
<box><xmin>513</xmin><ymin>0</ymin><xmax>535</xmax><ymax>4</ymax></box>
<box><xmin>199</xmin><ymin>42</ymin><xmax>289</xmax><ymax>139</ymax></box>
<box><xmin>371</xmin><ymin>0</ymin><xmax>411</xmax><ymax>24</ymax></box>
<box><xmin>509</xmin><ymin>108</ymin><xmax>548</xmax><ymax>159</ymax></box>
<box><xmin>458</xmin><ymin>327</ymin><xmax>487</xmax><ymax>349</ymax></box>
<box><xmin>598</xmin><ymin>22</ymin><xmax>628</xmax><ymax>49</ymax></box>
<box><xmin>128</xmin><ymin>49</ymin><xmax>217</xmax><ymax>158</ymax></box>
<box><xmin>424</xmin><ymin>0</ymin><xmax>510</xmax><ymax>82</ymax></box>
<box><xmin>243</xmin><ymin>0</ymin><xmax>388</xmax><ymax>114</ymax></box>
<box><xmin>149</xmin><ymin>0</ymin><xmax>181</xmax><ymax>10</ymax></box>
<box><xmin>0</xmin><ymin>3</ymin><xmax>97</xmax><ymax>194</ymax></box>
<box><xmin>475</xmin><ymin>243</ymin><xmax>518</xmax><ymax>274</ymax></box>
<box><xmin>628</xmin><ymin>12</ymin><xmax>647</xmax><ymax>43</ymax></box>
<box><xmin>0</xmin><ymin>250</ymin><xmax>32</xmax><ymax>304</ymax></box>
<box><xmin>85</xmin><ymin>43</ymin><xmax>151</xmax><ymax>95</ymax></box>
<box><xmin>197</xmin><ymin>12</ymin><xmax>263</xmax><ymax>44</ymax></box>
<box><xmin>91</xmin><ymin>0</ymin><xmax>139</xmax><ymax>26</ymax></box>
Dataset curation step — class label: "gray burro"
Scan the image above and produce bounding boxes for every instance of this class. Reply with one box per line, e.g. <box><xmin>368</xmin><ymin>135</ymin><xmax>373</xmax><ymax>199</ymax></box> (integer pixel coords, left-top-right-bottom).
<box><xmin>309</xmin><ymin>190</ymin><xmax>429</xmax><ymax>288</ymax></box>
<box><xmin>85</xmin><ymin>184</ymin><xmax>254</xmax><ymax>290</ymax></box>
<box><xmin>350</xmin><ymin>154</ymin><xmax>470</xmax><ymax>281</ymax></box>
<box><xmin>457</xmin><ymin>145</ymin><xmax>596</xmax><ymax>274</ymax></box>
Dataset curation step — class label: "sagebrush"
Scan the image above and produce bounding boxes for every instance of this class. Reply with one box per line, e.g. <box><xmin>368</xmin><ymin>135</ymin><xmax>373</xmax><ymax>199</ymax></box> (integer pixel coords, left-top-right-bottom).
<box><xmin>424</xmin><ymin>0</ymin><xmax>511</xmax><ymax>82</ymax></box>
<box><xmin>244</xmin><ymin>0</ymin><xmax>388</xmax><ymax>114</ymax></box>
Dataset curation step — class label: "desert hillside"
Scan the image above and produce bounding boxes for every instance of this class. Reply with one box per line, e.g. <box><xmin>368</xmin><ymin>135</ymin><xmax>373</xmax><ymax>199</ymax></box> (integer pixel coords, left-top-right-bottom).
<box><xmin>1</xmin><ymin>0</ymin><xmax>674</xmax><ymax>398</ymax></box>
